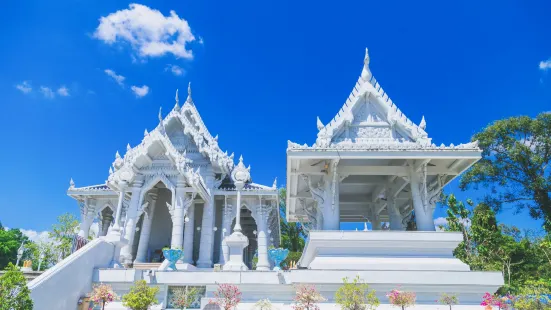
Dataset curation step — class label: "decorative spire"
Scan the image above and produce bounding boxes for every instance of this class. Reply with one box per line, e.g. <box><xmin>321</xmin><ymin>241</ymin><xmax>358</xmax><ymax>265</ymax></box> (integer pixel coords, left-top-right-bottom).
<box><xmin>419</xmin><ymin>116</ymin><xmax>427</xmax><ymax>130</ymax></box>
<box><xmin>126</xmin><ymin>143</ymin><xmax>131</xmax><ymax>151</ymax></box>
<box><xmin>109</xmin><ymin>167</ymin><xmax>113</xmax><ymax>174</ymax></box>
<box><xmin>144</xmin><ymin>129</ymin><xmax>149</xmax><ymax>136</ymax></box>
<box><xmin>115</xmin><ymin>151</ymin><xmax>121</xmax><ymax>159</ymax></box>
<box><xmin>361</xmin><ymin>47</ymin><xmax>372</xmax><ymax>81</ymax></box>
<box><xmin>239</xmin><ymin>155</ymin><xmax>244</xmax><ymax>163</ymax></box>
<box><xmin>158</xmin><ymin>106</ymin><xmax>163</xmax><ymax>122</ymax></box>
<box><xmin>316</xmin><ymin>116</ymin><xmax>324</xmax><ymax>131</ymax></box>
<box><xmin>69</xmin><ymin>178</ymin><xmax>75</xmax><ymax>188</ymax></box>
<box><xmin>230</xmin><ymin>152</ymin><xmax>234</xmax><ymax>159</ymax></box>
<box><xmin>185</xmin><ymin>82</ymin><xmax>193</xmax><ymax>105</ymax></box>
<box><xmin>174</xmin><ymin>89</ymin><xmax>180</xmax><ymax>111</ymax></box>
<box><xmin>272</xmin><ymin>177</ymin><xmax>277</xmax><ymax>189</ymax></box>
<box><xmin>214</xmin><ymin>134</ymin><xmax>219</xmax><ymax>141</ymax></box>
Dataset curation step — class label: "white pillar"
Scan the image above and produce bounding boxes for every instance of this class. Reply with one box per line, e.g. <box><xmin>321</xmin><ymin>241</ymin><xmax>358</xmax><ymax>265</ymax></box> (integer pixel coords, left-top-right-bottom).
<box><xmin>256</xmin><ymin>198</ymin><xmax>270</xmax><ymax>271</ymax></box>
<box><xmin>109</xmin><ymin>181</ymin><xmax>128</xmax><ymax>234</ymax></box>
<box><xmin>197</xmin><ymin>171</ymin><xmax>216</xmax><ymax>268</ymax></box>
<box><xmin>183</xmin><ymin>201</ymin><xmax>195</xmax><ymax>264</ymax></box>
<box><xmin>322</xmin><ymin>167</ymin><xmax>340</xmax><ymax>230</ymax></box>
<box><xmin>134</xmin><ymin>192</ymin><xmax>158</xmax><ymax>263</ymax></box>
<box><xmin>120</xmin><ymin>179</ymin><xmax>144</xmax><ymax>264</ymax></box>
<box><xmin>170</xmin><ymin>178</ymin><xmax>188</xmax><ymax>263</ymax></box>
<box><xmin>387</xmin><ymin>194</ymin><xmax>404</xmax><ymax>231</ymax></box>
<box><xmin>408</xmin><ymin>163</ymin><xmax>436</xmax><ymax>231</ymax></box>
<box><xmin>78</xmin><ymin>198</ymin><xmax>96</xmax><ymax>239</ymax></box>
<box><xmin>219</xmin><ymin>196</ymin><xmax>232</xmax><ymax>265</ymax></box>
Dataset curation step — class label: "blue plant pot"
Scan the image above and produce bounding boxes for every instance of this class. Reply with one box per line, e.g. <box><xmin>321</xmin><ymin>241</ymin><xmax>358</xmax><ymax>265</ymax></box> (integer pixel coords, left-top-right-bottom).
<box><xmin>162</xmin><ymin>248</ymin><xmax>183</xmax><ymax>271</ymax></box>
<box><xmin>268</xmin><ymin>248</ymin><xmax>289</xmax><ymax>271</ymax></box>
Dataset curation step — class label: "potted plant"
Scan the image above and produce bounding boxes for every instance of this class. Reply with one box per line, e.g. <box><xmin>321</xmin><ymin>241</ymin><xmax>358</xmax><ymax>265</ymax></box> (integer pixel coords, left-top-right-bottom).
<box><xmin>335</xmin><ymin>276</ymin><xmax>379</xmax><ymax>310</ymax></box>
<box><xmin>170</xmin><ymin>286</ymin><xmax>200</xmax><ymax>310</ymax></box>
<box><xmin>90</xmin><ymin>283</ymin><xmax>118</xmax><ymax>310</ymax></box>
<box><xmin>386</xmin><ymin>288</ymin><xmax>415</xmax><ymax>310</ymax></box>
<box><xmin>438</xmin><ymin>293</ymin><xmax>459</xmax><ymax>310</ymax></box>
<box><xmin>292</xmin><ymin>284</ymin><xmax>326</xmax><ymax>310</ymax></box>
<box><xmin>209</xmin><ymin>283</ymin><xmax>242</xmax><ymax>310</ymax></box>
<box><xmin>122</xmin><ymin>280</ymin><xmax>160</xmax><ymax>310</ymax></box>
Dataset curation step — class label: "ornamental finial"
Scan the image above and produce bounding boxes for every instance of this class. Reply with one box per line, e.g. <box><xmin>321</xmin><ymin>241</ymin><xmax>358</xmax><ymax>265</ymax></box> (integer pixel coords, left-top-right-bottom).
<box><xmin>239</xmin><ymin>155</ymin><xmax>244</xmax><ymax>163</ymax></box>
<box><xmin>419</xmin><ymin>115</ymin><xmax>427</xmax><ymax>130</ymax></box>
<box><xmin>115</xmin><ymin>151</ymin><xmax>121</xmax><ymax>159</ymax></box>
<box><xmin>174</xmin><ymin>89</ymin><xmax>180</xmax><ymax>111</ymax></box>
<box><xmin>230</xmin><ymin>152</ymin><xmax>235</xmax><ymax>159</ymax></box>
<box><xmin>186</xmin><ymin>82</ymin><xmax>193</xmax><ymax>105</ymax></box>
<box><xmin>69</xmin><ymin>178</ymin><xmax>75</xmax><ymax>188</ymax></box>
<box><xmin>144</xmin><ymin>129</ymin><xmax>149</xmax><ymax>136</ymax></box>
<box><xmin>361</xmin><ymin>47</ymin><xmax>372</xmax><ymax>81</ymax></box>
<box><xmin>272</xmin><ymin>177</ymin><xmax>277</xmax><ymax>188</ymax></box>
<box><xmin>316</xmin><ymin>116</ymin><xmax>324</xmax><ymax>131</ymax></box>
<box><xmin>214</xmin><ymin>134</ymin><xmax>219</xmax><ymax>141</ymax></box>
<box><xmin>158</xmin><ymin>106</ymin><xmax>163</xmax><ymax>122</ymax></box>
<box><xmin>109</xmin><ymin>167</ymin><xmax>113</xmax><ymax>174</ymax></box>
<box><xmin>126</xmin><ymin>143</ymin><xmax>131</xmax><ymax>151</ymax></box>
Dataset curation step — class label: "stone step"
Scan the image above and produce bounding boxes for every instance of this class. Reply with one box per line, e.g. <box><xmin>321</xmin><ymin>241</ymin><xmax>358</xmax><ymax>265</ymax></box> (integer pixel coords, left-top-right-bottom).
<box><xmin>133</xmin><ymin>262</ymin><xmax>162</xmax><ymax>270</ymax></box>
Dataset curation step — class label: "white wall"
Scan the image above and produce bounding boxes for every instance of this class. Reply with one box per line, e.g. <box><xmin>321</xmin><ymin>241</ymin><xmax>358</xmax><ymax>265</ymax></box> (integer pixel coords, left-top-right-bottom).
<box><xmin>28</xmin><ymin>238</ymin><xmax>114</xmax><ymax>310</ymax></box>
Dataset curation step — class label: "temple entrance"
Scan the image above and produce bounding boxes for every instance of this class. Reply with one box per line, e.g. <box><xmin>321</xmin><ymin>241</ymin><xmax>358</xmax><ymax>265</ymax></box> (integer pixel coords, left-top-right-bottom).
<box><xmin>232</xmin><ymin>206</ymin><xmax>258</xmax><ymax>269</ymax></box>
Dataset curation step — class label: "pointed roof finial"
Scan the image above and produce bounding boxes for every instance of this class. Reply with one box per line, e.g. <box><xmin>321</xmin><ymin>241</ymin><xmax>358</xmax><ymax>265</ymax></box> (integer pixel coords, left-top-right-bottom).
<box><xmin>419</xmin><ymin>116</ymin><xmax>427</xmax><ymax>130</ymax></box>
<box><xmin>316</xmin><ymin>116</ymin><xmax>324</xmax><ymax>131</ymax></box>
<box><xmin>174</xmin><ymin>89</ymin><xmax>180</xmax><ymax>111</ymax></box>
<box><xmin>115</xmin><ymin>151</ymin><xmax>121</xmax><ymax>159</ymax></box>
<box><xmin>239</xmin><ymin>155</ymin><xmax>244</xmax><ymax>163</ymax></box>
<box><xmin>272</xmin><ymin>177</ymin><xmax>277</xmax><ymax>188</ymax></box>
<box><xmin>214</xmin><ymin>134</ymin><xmax>219</xmax><ymax>141</ymax></box>
<box><xmin>69</xmin><ymin>178</ymin><xmax>75</xmax><ymax>188</ymax></box>
<box><xmin>361</xmin><ymin>47</ymin><xmax>372</xmax><ymax>81</ymax></box>
<box><xmin>186</xmin><ymin>82</ymin><xmax>193</xmax><ymax>105</ymax></box>
<box><xmin>144</xmin><ymin>129</ymin><xmax>149</xmax><ymax>136</ymax></box>
<box><xmin>126</xmin><ymin>143</ymin><xmax>131</xmax><ymax>151</ymax></box>
<box><xmin>158</xmin><ymin>106</ymin><xmax>163</xmax><ymax>122</ymax></box>
<box><xmin>109</xmin><ymin>167</ymin><xmax>113</xmax><ymax>174</ymax></box>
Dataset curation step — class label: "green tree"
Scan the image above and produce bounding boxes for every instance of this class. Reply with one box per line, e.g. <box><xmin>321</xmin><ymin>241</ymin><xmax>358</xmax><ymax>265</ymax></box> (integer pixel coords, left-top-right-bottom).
<box><xmin>49</xmin><ymin>213</ymin><xmax>79</xmax><ymax>259</ymax></box>
<box><xmin>0</xmin><ymin>263</ymin><xmax>34</xmax><ymax>310</ymax></box>
<box><xmin>278</xmin><ymin>188</ymin><xmax>306</xmax><ymax>252</ymax></box>
<box><xmin>335</xmin><ymin>276</ymin><xmax>379</xmax><ymax>310</ymax></box>
<box><xmin>460</xmin><ymin>113</ymin><xmax>551</xmax><ymax>231</ymax></box>
<box><xmin>122</xmin><ymin>280</ymin><xmax>159</xmax><ymax>310</ymax></box>
<box><xmin>0</xmin><ymin>224</ymin><xmax>29</xmax><ymax>269</ymax></box>
<box><xmin>25</xmin><ymin>240</ymin><xmax>57</xmax><ymax>271</ymax></box>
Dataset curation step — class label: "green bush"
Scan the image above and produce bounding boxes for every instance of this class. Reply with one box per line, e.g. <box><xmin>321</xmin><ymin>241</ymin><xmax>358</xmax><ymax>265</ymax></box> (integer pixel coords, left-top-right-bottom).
<box><xmin>335</xmin><ymin>276</ymin><xmax>379</xmax><ymax>310</ymax></box>
<box><xmin>122</xmin><ymin>280</ymin><xmax>159</xmax><ymax>310</ymax></box>
<box><xmin>0</xmin><ymin>263</ymin><xmax>33</xmax><ymax>310</ymax></box>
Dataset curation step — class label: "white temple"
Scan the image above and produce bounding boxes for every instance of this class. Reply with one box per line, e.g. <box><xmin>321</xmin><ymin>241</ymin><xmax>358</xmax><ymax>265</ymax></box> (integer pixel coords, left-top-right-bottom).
<box><xmin>28</xmin><ymin>49</ymin><xmax>503</xmax><ymax>310</ymax></box>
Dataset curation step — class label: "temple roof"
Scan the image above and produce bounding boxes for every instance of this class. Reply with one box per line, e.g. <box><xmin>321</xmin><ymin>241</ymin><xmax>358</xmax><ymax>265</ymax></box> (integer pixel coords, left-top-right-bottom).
<box><xmin>216</xmin><ymin>174</ymin><xmax>277</xmax><ymax>192</ymax></box>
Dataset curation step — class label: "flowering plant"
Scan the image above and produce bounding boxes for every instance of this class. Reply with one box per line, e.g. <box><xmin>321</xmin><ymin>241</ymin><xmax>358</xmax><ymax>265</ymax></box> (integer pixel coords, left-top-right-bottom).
<box><xmin>170</xmin><ymin>287</ymin><xmax>200</xmax><ymax>310</ymax></box>
<box><xmin>386</xmin><ymin>289</ymin><xmax>415</xmax><ymax>310</ymax></box>
<box><xmin>480</xmin><ymin>292</ymin><xmax>512</xmax><ymax>310</ymax></box>
<box><xmin>90</xmin><ymin>283</ymin><xmax>118</xmax><ymax>310</ymax></box>
<box><xmin>254</xmin><ymin>298</ymin><xmax>275</xmax><ymax>310</ymax></box>
<box><xmin>335</xmin><ymin>276</ymin><xmax>379</xmax><ymax>310</ymax></box>
<box><xmin>209</xmin><ymin>283</ymin><xmax>242</xmax><ymax>310</ymax></box>
<box><xmin>292</xmin><ymin>284</ymin><xmax>326</xmax><ymax>310</ymax></box>
<box><xmin>438</xmin><ymin>293</ymin><xmax>459</xmax><ymax>309</ymax></box>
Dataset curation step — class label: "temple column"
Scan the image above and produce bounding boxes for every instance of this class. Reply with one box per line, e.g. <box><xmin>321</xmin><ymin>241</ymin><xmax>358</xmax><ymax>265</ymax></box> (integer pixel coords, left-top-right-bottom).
<box><xmin>408</xmin><ymin>161</ymin><xmax>436</xmax><ymax>231</ymax></box>
<box><xmin>99</xmin><ymin>211</ymin><xmax>113</xmax><ymax>237</ymax></box>
<box><xmin>386</xmin><ymin>192</ymin><xmax>404</xmax><ymax>231</ymax></box>
<box><xmin>134</xmin><ymin>191</ymin><xmax>158</xmax><ymax>263</ymax></box>
<box><xmin>78</xmin><ymin>198</ymin><xmax>96</xmax><ymax>239</ymax></box>
<box><xmin>120</xmin><ymin>178</ymin><xmax>144</xmax><ymax>265</ymax></box>
<box><xmin>183</xmin><ymin>201</ymin><xmax>195</xmax><ymax>264</ymax></box>
<box><xmin>256</xmin><ymin>197</ymin><xmax>270</xmax><ymax>271</ymax></box>
<box><xmin>197</xmin><ymin>170</ymin><xmax>216</xmax><ymax>268</ymax></box>
<box><xmin>219</xmin><ymin>196</ymin><xmax>232</xmax><ymax>265</ymax></box>
<box><xmin>170</xmin><ymin>177</ymin><xmax>188</xmax><ymax>263</ymax></box>
<box><xmin>109</xmin><ymin>181</ymin><xmax>128</xmax><ymax>235</ymax></box>
<box><xmin>322</xmin><ymin>163</ymin><xmax>340</xmax><ymax>230</ymax></box>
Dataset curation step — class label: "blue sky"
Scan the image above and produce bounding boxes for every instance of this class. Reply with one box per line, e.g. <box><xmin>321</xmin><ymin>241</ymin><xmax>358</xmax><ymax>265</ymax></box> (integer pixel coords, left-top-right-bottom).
<box><xmin>1</xmin><ymin>0</ymin><xmax>550</xmax><ymax>236</ymax></box>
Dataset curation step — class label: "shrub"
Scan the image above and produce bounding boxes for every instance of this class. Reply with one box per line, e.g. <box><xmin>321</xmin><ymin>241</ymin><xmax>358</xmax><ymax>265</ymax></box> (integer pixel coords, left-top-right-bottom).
<box><xmin>0</xmin><ymin>263</ymin><xmax>33</xmax><ymax>310</ymax></box>
<box><xmin>292</xmin><ymin>284</ymin><xmax>326</xmax><ymax>310</ymax></box>
<box><xmin>90</xmin><ymin>283</ymin><xmax>117</xmax><ymax>310</ymax></box>
<box><xmin>254</xmin><ymin>298</ymin><xmax>275</xmax><ymax>310</ymax></box>
<box><xmin>335</xmin><ymin>276</ymin><xmax>379</xmax><ymax>310</ymax></box>
<box><xmin>386</xmin><ymin>289</ymin><xmax>415</xmax><ymax>310</ymax></box>
<box><xmin>283</xmin><ymin>251</ymin><xmax>302</xmax><ymax>269</ymax></box>
<box><xmin>170</xmin><ymin>286</ymin><xmax>200</xmax><ymax>310</ymax></box>
<box><xmin>209</xmin><ymin>283</ymin><xmax>242</xmax><ymax>310</ymax></box>
<box><xmin>122</xmin><ymin>280</ymin><xmax>159</xmax><ymax>310</ymax></box>
<box><xmin>438</xmin><ymin>293</ymin><xmax>459</xmax><ymax>310</ymax></box>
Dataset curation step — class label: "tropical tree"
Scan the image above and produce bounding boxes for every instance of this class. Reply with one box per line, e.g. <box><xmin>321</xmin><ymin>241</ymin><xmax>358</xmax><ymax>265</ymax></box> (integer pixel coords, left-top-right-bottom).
<box><xmin>279</xmin><ymin>188</ymin><xmax>306</xmax><ymax>252</ymax></box>
<box><xmin>49</xmin><ymin>213</ymin><xmax>79</xmax><ymax>259</ymax></box>
<box><xmin>335</xmin><ymin>276</ymin><xmax>379</xmax><ymax>310</ymax></box>
<box><xmin>0</xmin><ymin>263</ymin><xmax>33</xmax><ymax>310</ymax></box>
<box><xmin>122</xmin><ymin>280</ymin><xmax>159</xmax><ymax>310</ymax></box>
<box><xmin>0</xmin><ymin>224</ymin><xmax>29</xmax><ymax>269</ymax></box>
<box><xmin>209</xmin><ymin>283</ymin><xmax>241</xmax><ymax>310</ymax></box>
<box><xmin>460</xmin><ymin>112</ymin><xmax>551</xmax><ymax>231</ymax></box>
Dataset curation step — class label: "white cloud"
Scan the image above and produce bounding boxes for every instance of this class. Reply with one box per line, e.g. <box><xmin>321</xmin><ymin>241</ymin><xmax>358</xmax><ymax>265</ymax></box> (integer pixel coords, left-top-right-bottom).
<box><xmin>57</xmin><ymin>86</ymin><xmax>70</xmax><ymax>97</ymax></box>
<box><xmin>539</xmin><ymin>59</ymin><xmax>551</xmax><ymax>71</ymax></box>
<box><xmin>15</xmin><ymin>81</ymin><xmax>32</xmax><ymax>93</ymax></box>
<box><xmin>434</xmin><ymin>217</ymin><xmax>448</xmax><ymax>229</ymax></box>
<box><xmin>21</xmin><ymin>229</ymin><xmax>54</xmax><ymax>243</ymax></box>
<box><xmin>166</xmin><ymin>64</ymin><xmax>184</xmax><ymax>76</ymax></box>
<box><xmin>94</xmin><ymin>3</ymin><xmax>197</xmax><ymax>60</ymax></box>
<box><xmin>131</xmin><ymin>85</ymin><xmax>149</xmax><ymax>98</ymax></box>
<box><xmin>104</xmin><ymin>69</ymin><xmax>125</xmax><ymax>86</ymax></box>
<box><xmin>40</xmin><ymin>86</ymin><xmax>55</xmax><ymax>99</ymax></box>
